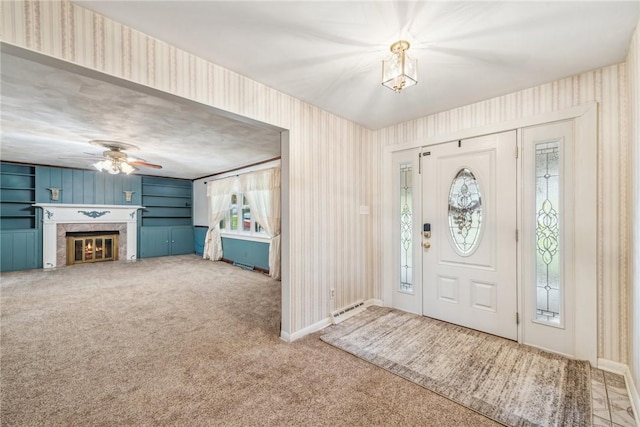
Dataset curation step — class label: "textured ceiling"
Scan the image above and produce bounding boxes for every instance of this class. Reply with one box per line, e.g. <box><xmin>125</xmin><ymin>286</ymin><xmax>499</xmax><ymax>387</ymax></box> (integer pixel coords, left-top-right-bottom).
<box><xmin>76</xmin><ymin>0</ymin><xmax>639</xmax><ymax>129</ymax></box>
<box><xmin>0</xmin><ymin>48</ymin><xmax>282</xmax><ymax>179</ymax></box>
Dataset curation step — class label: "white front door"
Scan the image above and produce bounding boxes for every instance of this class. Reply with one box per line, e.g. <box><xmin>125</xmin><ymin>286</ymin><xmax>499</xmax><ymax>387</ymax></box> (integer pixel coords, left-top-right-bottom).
<box><xmin>422</xmin><ymin>131</ymin><xmax>518</xmax><ymax>340</ymax></box>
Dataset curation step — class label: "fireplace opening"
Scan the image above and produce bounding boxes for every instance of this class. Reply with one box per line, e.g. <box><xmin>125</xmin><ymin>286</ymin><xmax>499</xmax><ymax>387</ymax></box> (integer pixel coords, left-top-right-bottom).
<box><xmin>66</xmin><ymin>231</ymin><xmax>119</xmax><ymax>265</ymax></box>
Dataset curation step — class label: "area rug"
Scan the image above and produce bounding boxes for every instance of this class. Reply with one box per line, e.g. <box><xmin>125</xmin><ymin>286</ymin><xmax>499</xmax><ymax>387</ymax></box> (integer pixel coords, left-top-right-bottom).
<box><xmin>320</xmin><ymin>306</ymin><xmax>592</xmax><ymax>426</ymax></box>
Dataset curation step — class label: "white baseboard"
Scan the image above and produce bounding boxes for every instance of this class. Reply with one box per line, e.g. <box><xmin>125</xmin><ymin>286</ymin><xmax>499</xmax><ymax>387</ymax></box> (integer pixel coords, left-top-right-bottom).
<box><xmin>598</xmin><ymin>358</ymin><xmax>640</xmax><ymax>426</ymax></box>
<box><xmin>280</xmin><ymin>298</ymin><xmax>381</xmax><ymax>343</ymax></box>
<box><xmin>280</xmin><ymin>317</ymin><xmax>332</xmax><ymax>343</ymax></box>
<box><xmin>365</xmin><ymin>298</ymin><xmax>383</xmax><ymax>307</ymax></box>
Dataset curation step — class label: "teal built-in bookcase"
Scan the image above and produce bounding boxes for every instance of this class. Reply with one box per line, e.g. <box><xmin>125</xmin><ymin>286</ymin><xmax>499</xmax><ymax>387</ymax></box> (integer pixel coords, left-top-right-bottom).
<box><xmin>139</xmin><ymin>176</ymin><xmax>193</xmax><ymax>258</ymax></box>
<box><xmin>0</xmin><ymin>163</ymin><xmax>39</xmax><ymax>271</ymax></box>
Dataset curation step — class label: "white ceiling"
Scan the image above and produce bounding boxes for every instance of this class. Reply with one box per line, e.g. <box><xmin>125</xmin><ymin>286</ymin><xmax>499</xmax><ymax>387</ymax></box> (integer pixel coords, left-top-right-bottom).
<box><xmin>1</xmin><ymin>1</ymin><xmax>638</xmax><ymax>179</ymax></box>
<box><xmin>76</xmin><ymin>0</ymin><xmax>639</xmax><ymax>129</ymax></box>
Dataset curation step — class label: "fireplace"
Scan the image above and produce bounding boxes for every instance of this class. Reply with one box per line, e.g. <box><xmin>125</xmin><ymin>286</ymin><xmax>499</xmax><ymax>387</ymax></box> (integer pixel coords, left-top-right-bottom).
<box><xmin>34</xmin><ymin>203</ymin><xmax>143</xmax><ymax>269</ymax></box>
<box><xmin>56</xmin><ymin>223</ymin><xmax>127</xmax><ymax>267</ymax></box>
<box><xmin>66</xmin><ymin>231</ymin><xmax>119</xmax><ymax>265</ymax></box>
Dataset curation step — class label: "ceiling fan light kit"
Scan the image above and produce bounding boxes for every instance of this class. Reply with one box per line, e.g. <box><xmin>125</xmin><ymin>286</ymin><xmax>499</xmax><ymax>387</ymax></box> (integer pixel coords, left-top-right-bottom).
<box><xmin>93</xmin><ymin>158</ymin><xmax>135</xmax><ymax>175</ymax></box>
<box><xmin>86</xmin><ymin>140</ymin><xmax>162</xmax><ymax>175</ymax></box>
<box><xmin>382</xmin><ymin>40</ymin><xmax>417</xmax><ymax>94</ymax></box>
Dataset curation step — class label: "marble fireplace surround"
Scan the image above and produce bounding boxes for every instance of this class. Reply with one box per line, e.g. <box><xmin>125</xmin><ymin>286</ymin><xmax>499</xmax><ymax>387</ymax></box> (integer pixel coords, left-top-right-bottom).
<box><xmin>34</xmin><ymin>204</ymin><xmax>144</xmax><ymax>269</ymax></box>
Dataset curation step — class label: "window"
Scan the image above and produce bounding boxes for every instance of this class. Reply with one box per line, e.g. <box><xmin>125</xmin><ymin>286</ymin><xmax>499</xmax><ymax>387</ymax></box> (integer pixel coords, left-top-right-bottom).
<box><xmin>448</xmin><ymin>168</ymin><xmax>483</xmax><ymax>255</ymax></box>
<box><xmin>399</xmin><ymin>162</ymin><xmax>413</xmax><ymax>293</ymax></box>
<box><xmin>219</xmin><ymin>192</ymin><xmax>267</xmax><ymax>238</ymax></box>
<box><xmin>534</xmin><ymin>141</ymin><xmax>561</xmax><ymax>325</ymax></box>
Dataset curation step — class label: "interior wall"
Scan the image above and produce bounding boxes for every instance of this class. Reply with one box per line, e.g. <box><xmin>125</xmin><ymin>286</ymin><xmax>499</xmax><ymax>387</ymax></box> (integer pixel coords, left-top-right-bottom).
<box><xmin>628</xmin><ymin>19</ymin><xmax>640</xmax><ymax>392</ymax></box>
<box><xmin>373</xmin><ymin>64</ymin><xmax>630</xmax><ymax>364</ymax></box>
<box><xmin>0</xmin><ymin>0</ymin><xmax>373</xmax><ymax>337</ymax></box>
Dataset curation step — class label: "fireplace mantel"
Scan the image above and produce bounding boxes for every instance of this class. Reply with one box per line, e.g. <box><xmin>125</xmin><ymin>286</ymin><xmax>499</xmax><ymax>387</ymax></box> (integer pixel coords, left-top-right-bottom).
<box><xmin>34</xmin><ymin>204</ymin><xmax>144</xmax><ymax>269</ymax></box>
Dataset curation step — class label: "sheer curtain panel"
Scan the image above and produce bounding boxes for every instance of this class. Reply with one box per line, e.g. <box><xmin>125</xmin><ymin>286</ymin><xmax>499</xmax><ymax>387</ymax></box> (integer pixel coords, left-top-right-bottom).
<box><xmin>240</xmin><ymin>167</ymin><xmax>281</xmax><ymax>279</ymax></box>
<box><xmin>203</xmin><ymin>177</ymin><xmax>237</xmax><ymax>261</ymax></box>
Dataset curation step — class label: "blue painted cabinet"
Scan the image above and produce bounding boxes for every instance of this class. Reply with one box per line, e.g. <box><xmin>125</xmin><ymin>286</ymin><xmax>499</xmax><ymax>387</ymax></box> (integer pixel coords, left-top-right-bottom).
<box><xmin>0</xmin><ymin>230</ymin><xmax>39</xmax><ymax>271</ymax></box>
<box><xmin>171</xmin><ymin>227</ymin><xmax>195</xmax><ymax>255</ymax></box>
<box><xmin>139</xmin><ymin>226</ymin><xmax>194</xmax><ymax>258</ymax></box>
<box><xmin>139</xmin><ymin>227</ymin><xmax>171</xmax><ymax>258</ymax></box>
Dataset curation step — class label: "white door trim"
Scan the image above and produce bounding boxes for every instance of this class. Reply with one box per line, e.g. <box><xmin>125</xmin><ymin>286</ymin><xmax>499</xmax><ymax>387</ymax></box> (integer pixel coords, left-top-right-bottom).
<box><xmin>572</xmin><ymin>106</ymin><xmax>598</xmax><ymax>363</ymax></box>
<box><xmin>382</xmin><ymin>102</ymin><xmax>597</xmax><ymax>364</ymax></box>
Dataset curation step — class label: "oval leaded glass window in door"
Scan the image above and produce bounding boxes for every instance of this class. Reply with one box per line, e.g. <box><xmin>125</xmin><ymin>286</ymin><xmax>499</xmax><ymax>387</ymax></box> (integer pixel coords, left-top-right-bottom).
<box><xmin>448</xmin><ymin>168</ymin><xmax>483</xmax><ymax>255</ymax></box>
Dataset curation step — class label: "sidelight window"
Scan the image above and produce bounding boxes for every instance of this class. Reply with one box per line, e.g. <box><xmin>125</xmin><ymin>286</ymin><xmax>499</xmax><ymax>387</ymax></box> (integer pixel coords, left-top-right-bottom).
<box><xmin>399</xmin><ymin>163</ymin><xmax>413</xmax><ymax>292</ymax></box>
<box><xmin>535</xmin><ymin>141</ymin><xmax>561</xmax><ymax>324</ymax></box>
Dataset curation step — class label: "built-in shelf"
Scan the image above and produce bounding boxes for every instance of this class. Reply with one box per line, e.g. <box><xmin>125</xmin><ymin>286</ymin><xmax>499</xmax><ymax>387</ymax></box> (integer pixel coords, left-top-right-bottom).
<box><xmin>0</xmin><ymin>163</ymin><xmax>36</xmax><ymax>230</ymax></box>
<box><xmin>140</xmin><ymin>176</ymin><xmax>192</xmax><ymax>228</ymax></box>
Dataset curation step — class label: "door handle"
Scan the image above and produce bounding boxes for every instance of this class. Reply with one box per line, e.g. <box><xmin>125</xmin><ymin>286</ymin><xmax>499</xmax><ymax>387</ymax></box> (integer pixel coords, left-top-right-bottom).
<box><xmin>423</xmin><ymin>242</ymin><xmax>431</xmax><ymax>249</ymax></box>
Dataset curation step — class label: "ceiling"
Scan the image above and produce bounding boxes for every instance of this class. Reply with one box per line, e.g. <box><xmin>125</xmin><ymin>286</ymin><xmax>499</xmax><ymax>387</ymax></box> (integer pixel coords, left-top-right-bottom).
<box><xmin>0</xmin><ymin>47</ymin><xmax>282</xmax><ymax>179</ymax></box>
<box><xmin>1</xmin><ymin>1</ymin><xmax>638</xmax><ymax>179</ymax></box>
<box><xmin>76</xmin><ymin>1</ymin><xmax>639</xmax><ymax>129</ymax></box>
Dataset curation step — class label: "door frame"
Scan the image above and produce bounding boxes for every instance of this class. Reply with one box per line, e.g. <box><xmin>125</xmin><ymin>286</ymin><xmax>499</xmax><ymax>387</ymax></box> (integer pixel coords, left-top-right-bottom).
<box><xmin>382</xmin><ymin>102</ymin><xmax>597</xmax><ymax>364</ymax></box>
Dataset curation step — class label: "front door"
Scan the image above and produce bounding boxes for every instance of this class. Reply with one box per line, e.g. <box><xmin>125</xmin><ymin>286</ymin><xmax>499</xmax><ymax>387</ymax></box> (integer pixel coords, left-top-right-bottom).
<box><xmin>422</xmin><ymin>131</ymin><xmax>518</xmax><ymax>340</ymax></box>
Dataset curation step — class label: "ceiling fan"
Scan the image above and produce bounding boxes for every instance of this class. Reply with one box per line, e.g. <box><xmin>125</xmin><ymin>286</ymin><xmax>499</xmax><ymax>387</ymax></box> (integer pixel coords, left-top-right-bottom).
<box><xmin>67</xmin><ymin>140</ymin><xmax>163</xmax><ymax>175</ymax></box>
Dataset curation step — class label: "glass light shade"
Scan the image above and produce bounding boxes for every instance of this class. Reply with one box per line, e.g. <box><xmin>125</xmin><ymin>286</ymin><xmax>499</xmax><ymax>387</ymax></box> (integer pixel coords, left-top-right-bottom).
<box><xmin>92</xmin><ymin>158</ymin><xmax>134</xmax><ymax>175</ymax></box>
<box><xmin>120</xmin><ymin>162</ymin><xmax>135</xmax><ymax>175</ymax></box>
<box><xmin>93</xmin><ymin>160</ymin><xmax>111</xmax><ymax>171</ymax></box>
<box><xmin>382</xmin><ymin>40</ymin><xmax>417</xmax><ymax>93</ymax></box>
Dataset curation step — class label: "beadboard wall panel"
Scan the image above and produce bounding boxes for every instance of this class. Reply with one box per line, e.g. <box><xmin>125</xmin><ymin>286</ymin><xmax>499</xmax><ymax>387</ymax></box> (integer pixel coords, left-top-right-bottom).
<box><xmin>373</xmin><ymin>64</ymin><xmax>631</xmax><ymax>363</ymax></box>
<box><xmin>628</xmin><ymin>20</ymin><xmax>640</xmax><ymax>393</ymax></box>
<box><xmin>35</xmin><ymin>166</ymin><xmax>142</xmax><ymax>205</ymax></box>
<box><xmin>0</xmin><ymin>0</ymin><xmax>373</xmax><ymax>336</ymax></box>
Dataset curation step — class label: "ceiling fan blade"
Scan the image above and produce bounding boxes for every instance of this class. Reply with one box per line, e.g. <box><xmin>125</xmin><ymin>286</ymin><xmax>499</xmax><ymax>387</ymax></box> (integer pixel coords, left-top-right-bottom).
<box><xmin>128</xmin><ymin>160</ymin><xmax>163</xmax><ymax>169</ymax></box>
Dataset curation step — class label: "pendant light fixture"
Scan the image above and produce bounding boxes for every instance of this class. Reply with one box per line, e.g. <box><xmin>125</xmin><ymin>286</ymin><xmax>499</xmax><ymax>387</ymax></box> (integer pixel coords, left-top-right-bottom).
<box><xmin>382</xmin><ymin>40</ymin><xmax>418</xmax><ymax>93</ymax></box>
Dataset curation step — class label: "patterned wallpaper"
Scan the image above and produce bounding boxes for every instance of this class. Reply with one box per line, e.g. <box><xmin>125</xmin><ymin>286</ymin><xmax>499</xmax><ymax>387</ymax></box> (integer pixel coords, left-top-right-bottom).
<box><xmin>627</xmin><ymin>20</ymin><xmax>640</xmax><ymax>390</ymax></box>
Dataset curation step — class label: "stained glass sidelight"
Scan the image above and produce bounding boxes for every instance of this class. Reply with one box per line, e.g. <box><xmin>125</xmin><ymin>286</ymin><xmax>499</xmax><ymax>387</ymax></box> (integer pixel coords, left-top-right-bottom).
<box><xmin>535</xmin><ymin>141</ymin><xmax>561</xmax><ymax>324</ymax></box>
<box><xmin>448</xmin><ymin>168</ymin><xmax>483</xmax><ymax>255</ymax></box>
<box><xmin>399</xmin><ymin>163</ymin><xmax>413</xmax><ymax>292</ymax></box>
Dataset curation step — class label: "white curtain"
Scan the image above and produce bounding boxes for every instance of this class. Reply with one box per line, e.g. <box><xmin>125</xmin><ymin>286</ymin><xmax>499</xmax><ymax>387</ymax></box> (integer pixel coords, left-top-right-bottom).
<box><xmin>203</xmin><ymin>176</ymin><xmax>237</xmax><ymax>261</ymax></box>
<box><xmin>240</xmin><ymin>167</ymin><xmax>281</xmax><ymax>279</ymax></box>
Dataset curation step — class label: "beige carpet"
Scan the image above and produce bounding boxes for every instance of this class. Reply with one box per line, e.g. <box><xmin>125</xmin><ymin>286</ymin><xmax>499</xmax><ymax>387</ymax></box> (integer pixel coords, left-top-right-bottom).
<box><xmin>1</xmin><ymin>255</ymin><xmax>499</xmax><ymax>426</ymax></box>
<box><xmin>321</xmin><ymin>306</ymin><xmax>592</xmax><ymax>427</ymax></box>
